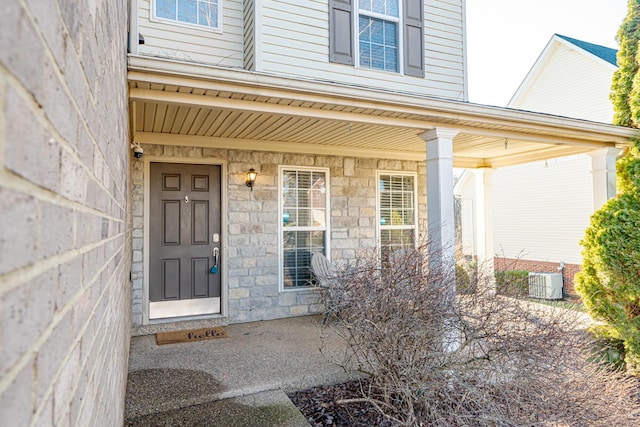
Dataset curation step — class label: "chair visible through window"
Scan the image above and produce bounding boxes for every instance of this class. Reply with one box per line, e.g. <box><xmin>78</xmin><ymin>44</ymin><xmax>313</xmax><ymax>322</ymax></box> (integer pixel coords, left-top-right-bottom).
<box><xmin>311</xmin><ymin>253</ymin><xmax>338</xmax><ymax>324</ymax></box>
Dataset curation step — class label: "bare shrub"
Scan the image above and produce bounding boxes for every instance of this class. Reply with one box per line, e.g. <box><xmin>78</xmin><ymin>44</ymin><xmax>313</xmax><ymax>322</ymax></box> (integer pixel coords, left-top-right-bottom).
<box><xmin>317</xmin><ymin>245</ymin><xmax>640</xmax><ymax>426</ymax></box>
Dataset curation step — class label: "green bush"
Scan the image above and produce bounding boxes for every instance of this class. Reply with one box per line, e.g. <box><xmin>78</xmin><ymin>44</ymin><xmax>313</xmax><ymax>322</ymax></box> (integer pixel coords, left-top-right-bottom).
<box><xmin>588</xmin><ymin>326</ymin><xmax>627</xmax><ymax>371</ymax></box>
<box><xmin>456</xmin><ymin>263</ymin><xmax>476</xmax><ymax>294</ymax></box>
<box><xmin>575</xmin><ymin>142</ymin><xmax>640</xmax><ymax>372</ymax></box>
<box><xmin>495</xmin><ymin>270</ymin><xmax>529</xmax><ymax>297</ymax></box>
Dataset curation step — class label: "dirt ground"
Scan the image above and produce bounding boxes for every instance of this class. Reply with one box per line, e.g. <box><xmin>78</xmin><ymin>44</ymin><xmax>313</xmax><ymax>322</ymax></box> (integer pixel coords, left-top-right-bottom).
<box><xmin>289</xmin><ymin>380</ymin><xmax>395</xmax><ymax>427</ymax></box>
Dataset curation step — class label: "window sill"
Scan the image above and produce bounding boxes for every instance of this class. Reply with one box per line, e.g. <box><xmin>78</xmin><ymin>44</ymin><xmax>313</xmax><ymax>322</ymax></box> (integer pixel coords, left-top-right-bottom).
<box><xmin>149</xmin><ymin>16</ymin><xmax>223</xmax><ymax>34</ymax></box>
<box><xmin>281</xmin><ymin>286</ymin><xmax>316</xmax><ymax>293</ymax></box>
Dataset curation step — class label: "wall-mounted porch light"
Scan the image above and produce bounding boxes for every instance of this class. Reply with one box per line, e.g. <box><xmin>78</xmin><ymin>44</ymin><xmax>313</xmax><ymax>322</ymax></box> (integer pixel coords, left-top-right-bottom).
<box><xmin>246</xmin><ymin>168</ymin><xmax>258</xmax><ymax>191</ymax></box>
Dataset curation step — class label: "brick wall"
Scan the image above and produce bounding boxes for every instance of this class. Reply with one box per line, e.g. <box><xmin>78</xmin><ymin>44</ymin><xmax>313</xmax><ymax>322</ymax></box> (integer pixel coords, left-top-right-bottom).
<box><xmin>495</xmin><ymin>257</ymin><xmax>581</xmax><ymax>294</ymax></box>
<box><xmin>130</xmin><ymin>144</ymin><xmax>427</xmax><ymax>326</ymax></box>
<box><xmin>0</xmin><ymin>1</ymin><xmax>130</xmax><ymax>425</ymax></box>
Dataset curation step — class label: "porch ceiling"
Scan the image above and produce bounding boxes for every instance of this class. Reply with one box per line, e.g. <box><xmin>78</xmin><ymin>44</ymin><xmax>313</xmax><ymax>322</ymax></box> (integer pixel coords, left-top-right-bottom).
<box><xmin>128</xmin><ymin>56</ymin><xmax>634</xmax><ymax>168</ymax></box>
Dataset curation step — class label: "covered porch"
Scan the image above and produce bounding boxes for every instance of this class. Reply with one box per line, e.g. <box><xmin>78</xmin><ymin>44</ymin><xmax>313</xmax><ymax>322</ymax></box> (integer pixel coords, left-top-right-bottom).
<box><xmin>127</xmin><ymin>55</ymin><xmax>633</xmax><ymax>327</ymax></box>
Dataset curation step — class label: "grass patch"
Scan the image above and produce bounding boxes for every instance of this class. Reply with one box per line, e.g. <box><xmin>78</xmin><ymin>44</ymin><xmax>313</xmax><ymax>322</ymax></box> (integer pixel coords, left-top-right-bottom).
<box><xmin>526</xmin><ymin>298</ymin><xmax>585</xmax><ymax>312</ymax></box>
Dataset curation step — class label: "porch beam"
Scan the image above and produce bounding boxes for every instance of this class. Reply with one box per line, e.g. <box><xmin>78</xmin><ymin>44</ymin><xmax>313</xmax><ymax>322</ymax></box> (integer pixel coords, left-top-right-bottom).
<box><xmin>487</xmin><ymin>145</ymin><xmax>590</xmax><ymax>168</ymax></box>
<box><xmin>457</xmin><ymin>129</ymin><xmax>615</xmax><ymax>149</ymax></box>
<box><xmin>453</xmin><ymin>156</ymin><xmax>492</xmax><ymax>168</ymax></box>
<box><xmin>133</xmin><ymin>130</ymin><xmax>595</xmax><ymax>170</ymax></box>
<box><xmin>133</xmin><ymin>132</ymin><xmax>428</xmax><ymax>161</ymax></box>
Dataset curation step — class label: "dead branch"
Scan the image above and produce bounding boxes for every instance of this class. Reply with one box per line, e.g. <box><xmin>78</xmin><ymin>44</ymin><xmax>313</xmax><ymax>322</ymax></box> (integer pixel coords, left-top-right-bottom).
<box><xmin>317</xmin><ymin>244</ymin><xmax>640</xmax><ymax>426</ymax></box>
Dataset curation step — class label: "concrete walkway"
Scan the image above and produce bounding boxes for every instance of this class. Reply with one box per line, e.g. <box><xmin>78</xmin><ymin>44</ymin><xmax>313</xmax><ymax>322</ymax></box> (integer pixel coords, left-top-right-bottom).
<box><xmin>124</xmin><ymin>315</ymin><xmax>354</xmax><ymax>426</ymax></box>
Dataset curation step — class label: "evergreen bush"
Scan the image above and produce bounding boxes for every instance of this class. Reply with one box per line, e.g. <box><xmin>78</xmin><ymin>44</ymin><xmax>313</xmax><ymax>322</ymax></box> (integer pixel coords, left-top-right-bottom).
<box><xmin>575</xmin><ymin>141</ymin><xmax>640</xmax><ymax>371</ymax></box>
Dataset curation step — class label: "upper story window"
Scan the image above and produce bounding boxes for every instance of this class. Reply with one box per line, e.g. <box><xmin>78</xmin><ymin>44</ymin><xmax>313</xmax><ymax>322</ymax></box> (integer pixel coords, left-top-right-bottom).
<box><xmin>358</xmin><ymin>1</ymin><xmax>399</xmax><ymax>72</ymax></box>
<box><xmin>329</xmin><ymin>0</ymin><xmax>424</xmax><ymax>77</ymax></box>
<box><xmin>154</xmin><ymin>0</ymin><xmax>221</xmax><ymax>30</ymax></box>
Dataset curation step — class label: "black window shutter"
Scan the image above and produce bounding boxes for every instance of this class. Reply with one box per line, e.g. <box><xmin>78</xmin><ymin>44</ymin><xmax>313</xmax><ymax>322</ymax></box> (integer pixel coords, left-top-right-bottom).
<box><xmin>403</xmin><ymin>0</ymin><xmax>424</xmax><ymax>77</ymax></box>
<box><xmin>329</xmin><ymin>0</ymin><xmax>354</xmax><ymax>65</ymax></box>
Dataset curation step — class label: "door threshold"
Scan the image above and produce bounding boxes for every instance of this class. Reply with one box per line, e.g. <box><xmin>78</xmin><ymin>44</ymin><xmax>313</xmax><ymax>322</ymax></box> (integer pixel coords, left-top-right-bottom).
<box><xmin>133</xmin><ymin>314</ymin><xmax>228</xmax><ymax>337</ymax></box>
<box><xmin>150</xmin><ymin>297</ymin><xmax>221</xmax><ymax>320</ymax></box>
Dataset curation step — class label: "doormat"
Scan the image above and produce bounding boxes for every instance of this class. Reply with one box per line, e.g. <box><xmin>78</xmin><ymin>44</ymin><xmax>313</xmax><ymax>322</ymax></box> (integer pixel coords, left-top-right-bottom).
<box><xmin>156</xmin><ymin>326</ymin><xmax>227</xmax><ymax>345</ymax></box>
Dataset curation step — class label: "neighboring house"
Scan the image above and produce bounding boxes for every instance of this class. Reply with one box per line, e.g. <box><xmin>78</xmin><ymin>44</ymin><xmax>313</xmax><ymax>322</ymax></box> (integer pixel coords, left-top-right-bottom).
<box><xmin>2</xmin><ymin>3</ymin><xmax>634</xmax><ymax>425</ymax></box>
<box><xmin>455</xmin><ymin>34</ymin><xmax>619</xmax><ymax>292</ymax></box>
<box><xmin>510</xmin><ymin>34</ymin><xmax>617</xmax><ymax>122</ymax></box>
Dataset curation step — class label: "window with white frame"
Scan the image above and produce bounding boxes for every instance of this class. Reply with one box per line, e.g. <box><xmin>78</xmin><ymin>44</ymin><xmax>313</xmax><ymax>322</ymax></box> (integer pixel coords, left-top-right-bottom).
<box><xmin>329</xmin><ymin>0</ymin><xmax>424</xmax><ymax>77</ymax></box>
<box><xmin>378</xmin><ymin>173</ymin><xmax>417</xmax><ymax>256</ymax></box>
<box><xmin>280</xmin><ymin>168</ymin><xmax>329</xmax><ymax>289</ymax></box>
<box><xmin>358</xmin><ymin>0</ymin><xmax>399</xmax><ymax>72</ymax></box>
<box><xmin>154</xmin><ymin>0</ymin><xmax>221</xmax><ymax>30</ymax></box>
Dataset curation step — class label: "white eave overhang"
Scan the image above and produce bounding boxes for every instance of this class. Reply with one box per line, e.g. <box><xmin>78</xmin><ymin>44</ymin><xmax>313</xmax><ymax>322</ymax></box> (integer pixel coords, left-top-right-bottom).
<box><xmin>127</xmin><ymin>54</ymin><xmax>635</xmax><ymax>168</ymax></box>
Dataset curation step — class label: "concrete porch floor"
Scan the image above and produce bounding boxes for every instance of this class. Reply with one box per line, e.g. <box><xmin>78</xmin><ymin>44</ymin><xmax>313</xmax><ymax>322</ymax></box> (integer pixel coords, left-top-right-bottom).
<box><xmin>124</xmin><ymin>315</ymin><xmax>354</xmax><ymax>426</ymax></box>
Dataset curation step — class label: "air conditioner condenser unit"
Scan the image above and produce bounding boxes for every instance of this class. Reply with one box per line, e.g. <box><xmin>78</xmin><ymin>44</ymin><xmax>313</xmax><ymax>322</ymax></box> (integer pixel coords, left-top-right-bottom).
<box><xmin>528</xmin><ymin>272</ymin><xmax>563</xmax><ymax>300</ymax></box>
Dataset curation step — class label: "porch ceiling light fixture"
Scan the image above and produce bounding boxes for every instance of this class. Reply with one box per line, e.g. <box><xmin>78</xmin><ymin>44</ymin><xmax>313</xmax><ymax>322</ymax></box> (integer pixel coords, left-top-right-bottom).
<box><xmin>245</xmin><ymin>168</ymin><xmax>258</xmax><ymax>191</ymax></box>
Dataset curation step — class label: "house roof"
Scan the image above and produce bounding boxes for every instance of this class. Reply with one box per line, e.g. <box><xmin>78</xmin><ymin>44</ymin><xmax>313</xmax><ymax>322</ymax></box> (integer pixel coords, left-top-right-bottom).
<box><xmin>555</xmin><ymin>34</ymin><xmax>618</xmax><ymax>66</ymax></box>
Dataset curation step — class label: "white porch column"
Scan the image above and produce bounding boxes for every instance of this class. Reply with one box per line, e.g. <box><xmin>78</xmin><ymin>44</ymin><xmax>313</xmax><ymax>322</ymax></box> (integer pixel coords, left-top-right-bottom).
<box><xmin>473</xmin><ymin>168</ymin><xmax>496</xmax><ymax>291</ymax></box>
<box><xmin>420</xmin><ymin>128</ymin><xmax>459</xmax><ymax>272</ymax></box>
<box><xmin>589</xmin><ymin>148</ymin><xmax>621</xmax><ymax>210</ymax></box>
<box><xmin>421</xmin><ymin>128</ymin><xmax>460</xmax><ymax>353</ymax></box>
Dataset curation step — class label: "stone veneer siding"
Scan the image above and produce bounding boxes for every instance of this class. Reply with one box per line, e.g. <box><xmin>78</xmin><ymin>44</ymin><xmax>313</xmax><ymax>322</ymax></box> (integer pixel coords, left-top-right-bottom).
<box><xmin>131</xmin><ymin>144</ymin><xmax>428</xmax><ymax>326</ymax></box>
<box><xmin>0</xmin><ymin>1</ymin><xmax>130</xmax><ymax>425</ymax></box>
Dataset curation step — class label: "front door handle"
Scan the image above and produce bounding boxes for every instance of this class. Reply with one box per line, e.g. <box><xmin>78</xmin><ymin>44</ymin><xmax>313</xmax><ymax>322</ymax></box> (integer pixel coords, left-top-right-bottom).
<box><xmin>210</xmin><ymin>247</ymin><xmax>220</xmax><ymax>274</ymax></box>
<box><xmin>213</xmin><ymin>247</ymin><xmax>219</xmax><ymax>265</ymax></box>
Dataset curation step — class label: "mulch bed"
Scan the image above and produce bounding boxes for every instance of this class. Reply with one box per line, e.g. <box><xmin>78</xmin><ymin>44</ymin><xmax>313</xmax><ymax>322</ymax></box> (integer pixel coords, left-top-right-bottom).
<box><xmin>288</xmin><ymin>380</ymin><xmax>396</xmax><ymax>427</ymax></box>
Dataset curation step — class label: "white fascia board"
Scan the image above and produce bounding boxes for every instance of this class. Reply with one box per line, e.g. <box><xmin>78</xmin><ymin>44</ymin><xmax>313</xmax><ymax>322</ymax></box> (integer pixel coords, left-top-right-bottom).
<box><xmin>508</xmin><ymin>35</ymin><xmax>559</xmax><ymax>108</ymax></box>
<box><xmin>555</xmin><ymin>36</ymin><xmax>619</xmax><ymax>72</ymax></box>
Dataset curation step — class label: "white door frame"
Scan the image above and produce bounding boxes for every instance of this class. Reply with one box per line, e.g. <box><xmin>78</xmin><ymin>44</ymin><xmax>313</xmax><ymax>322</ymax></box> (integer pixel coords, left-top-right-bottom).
<box><xmin>142</xmin><ymin>155</ymin><xmax>228</xmax><ymax>325</ymax></box>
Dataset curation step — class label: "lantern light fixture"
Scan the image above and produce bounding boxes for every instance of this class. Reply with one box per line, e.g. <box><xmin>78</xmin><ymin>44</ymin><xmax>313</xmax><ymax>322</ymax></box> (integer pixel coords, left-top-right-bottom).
<box><xmin>246</xmin><ymin>168</ymin><xmax>257</xmax><ymax>191</ymax></box>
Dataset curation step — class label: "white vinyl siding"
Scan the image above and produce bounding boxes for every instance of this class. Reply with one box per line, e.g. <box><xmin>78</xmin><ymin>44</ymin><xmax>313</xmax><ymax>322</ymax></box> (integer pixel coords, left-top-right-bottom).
<box><xmin>138</xmin><ymin>0</ymin><xmax>244</xmax><ymax>68</ymax></box>
<box><xmin>279</xmin><ymin>167</ymin><xmax>330</xmax><ymax>290</ymax></box>
<box><xmin>456</xmin><ymin>157</ymin><xmax>593</xmax><ymax>266</ymax></box>
<box><xmin>487</xmin><ymin>37</ymin><xmax>619</xmax><ymax>266</ymax></box>
<box><xmin>259</xmin><ymin>0</ymin><xmax>465</xmax><ymax>100</ymax></box>
<box><xmin>424</xmin><ymin>0</ymin><xmax>466</xmax><ymax>90</ymax></box>
<box><xmin>509</xmin><ymin>42</ymin><xmax>616</xmax><ymax>123</ymax></box>
<box><xmin>492</xmin><ymin>157</ymin><xmax>593</xmax><ymax>265</ymax></box>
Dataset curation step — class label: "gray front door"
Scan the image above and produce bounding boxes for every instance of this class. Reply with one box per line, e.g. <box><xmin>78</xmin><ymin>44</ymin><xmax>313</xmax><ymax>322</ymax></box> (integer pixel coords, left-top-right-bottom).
<box><xmin>149</xmin><ymin>162</ymin><xmax>222</xmax><ymax>319</ymax></box>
